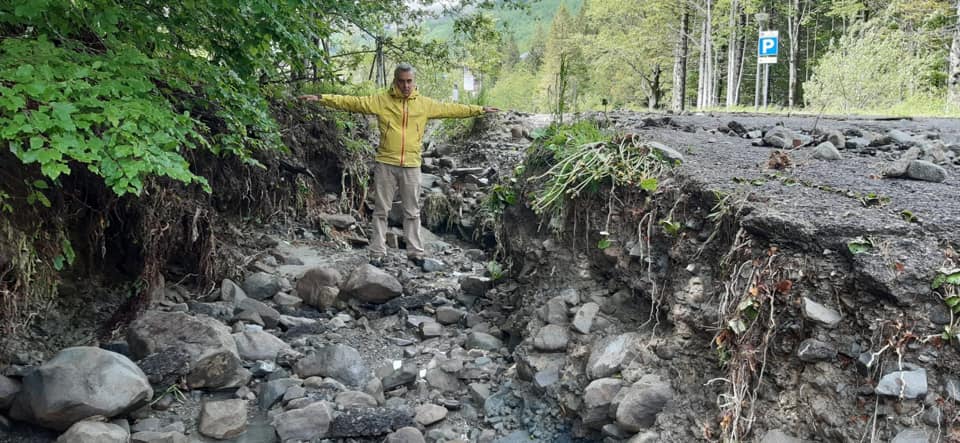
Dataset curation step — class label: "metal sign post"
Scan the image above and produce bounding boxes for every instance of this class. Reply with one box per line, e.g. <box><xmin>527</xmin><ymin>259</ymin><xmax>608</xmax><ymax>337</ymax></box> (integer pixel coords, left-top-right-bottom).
<box><xmin>757</xmin><ymin>29</ymin><xmax>779</xmax><ymax>109</ymax></box>
<box><xmin>753</xmin><ymin>13</ymin><xmax>768</xmax><ymax>110</ymax></box>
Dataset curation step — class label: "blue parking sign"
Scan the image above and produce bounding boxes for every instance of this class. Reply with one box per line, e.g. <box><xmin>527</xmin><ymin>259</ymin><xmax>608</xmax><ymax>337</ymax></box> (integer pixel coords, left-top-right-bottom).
<box><xmin>758</xmin><ymin>31</ymin><xmax>778</xmax><ymax>57</ymax></box>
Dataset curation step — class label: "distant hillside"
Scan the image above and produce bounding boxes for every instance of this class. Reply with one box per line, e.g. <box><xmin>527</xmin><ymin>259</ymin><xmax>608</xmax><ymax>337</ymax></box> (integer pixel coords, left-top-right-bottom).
<box><xmin>422</xmin><ymin>0</ymin><xmax>583</xmax><ymax>51</ymax></box>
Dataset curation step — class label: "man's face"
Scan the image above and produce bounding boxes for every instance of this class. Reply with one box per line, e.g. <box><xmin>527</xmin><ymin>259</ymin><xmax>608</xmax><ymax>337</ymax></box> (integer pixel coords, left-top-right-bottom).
<box><xmin>395</xmin><ymin>71</ymin><xmax>415</xmax><ymax>98</ymax></box>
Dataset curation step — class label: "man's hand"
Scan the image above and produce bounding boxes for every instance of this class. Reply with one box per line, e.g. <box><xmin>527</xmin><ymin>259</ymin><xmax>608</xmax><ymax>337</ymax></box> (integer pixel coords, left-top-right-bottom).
<box><xmin>299</xmin><ymin>94</ymin><xmax>322</xmax><ymax>102</ymax></box>
<box><xmin>483</xmin><ymin>106</ymin><xmax>500</xmax><ymax>113</ymax></box>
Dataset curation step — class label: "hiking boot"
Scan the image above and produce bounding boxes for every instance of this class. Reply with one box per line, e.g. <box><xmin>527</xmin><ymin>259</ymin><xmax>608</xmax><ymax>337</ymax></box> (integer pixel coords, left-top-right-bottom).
<box><xmin>369</xmin><ymin>256</ymin><xmax>386</xmax><ymax>268</ymax></box>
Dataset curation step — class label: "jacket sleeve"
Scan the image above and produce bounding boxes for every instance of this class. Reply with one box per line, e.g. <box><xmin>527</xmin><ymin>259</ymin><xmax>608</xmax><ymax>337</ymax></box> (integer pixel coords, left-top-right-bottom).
<box><xmin>318</xmin><ymin>94</ymin><xmax>381</xmax><ymax>115</ymax></box>
<box><xmin>424</xmin><ymin>98</ymin><xmax>485</xmax><ymax>118</ymax></box>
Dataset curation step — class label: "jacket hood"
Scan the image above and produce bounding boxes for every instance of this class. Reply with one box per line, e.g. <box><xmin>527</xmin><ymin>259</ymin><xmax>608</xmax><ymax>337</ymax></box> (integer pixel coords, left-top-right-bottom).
<box><xmin>389</xmin><ymin>84</ymin><xmax>419</xmax><ymax>100</ymax></box>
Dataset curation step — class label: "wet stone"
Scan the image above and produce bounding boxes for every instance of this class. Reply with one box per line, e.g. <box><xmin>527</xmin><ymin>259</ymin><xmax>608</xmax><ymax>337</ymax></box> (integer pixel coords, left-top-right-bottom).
<box><xmin>421</xmin><ymin>258</ymin><xmax>446</xmax><ymax>273</ymax></box>
<box><xmin>802</xmin><ymin>297</ymin><xmax>841</xmax><ymax>327</ymax></box>
<box><xmin>797</xmin><ymin>338</ymin><xmax>837</xmax><ymax>362</ymax></box>
<box><xmin>335</xmin><ymin>390</ymin><xmax>379</xmax><ymax>408</ymax></box>
<box><xmin>532</xmin><ymin>324</ymin><xmax>570</xmax><ymax>352</ymax></box>
<box><xmin>946</xmin><ymin>378</ymin><xmax>960</xmax><ymax>402</ymax></box>
<box><xmin>260</xmin><ymin>378</ymin><xmax>300</xmax><ymax>410</ymax></box>
<box><xmin>385</xmin><ymin>426</ymin><xmax>426</xmax><ymax>443</ymax></box>
<box><xmin>419</xmin><ymin>321</ymin><xmax>444</xmax><ymax>338</ymax></box>
<box><xmin>906</xmin><ymin>160</ymin><xmax>947</xmax><ymax>182</ymax></box>
<box><xmin>460</xmin><ymin>276</ymin><xmax>493</xmax><ymax>297</ymax></box>
<box><xmin>435</xmin><ymin>306</ymin><xmax>465</xmax><ymax>325</ymax></box>
<box><xmin>540</xmin><ymin>296</ymin><xmax>568</xmax><ymax>325</ymax></box>
<box><xmin>466</xmin><ymin>332</ymin><xmax>503</xmax><ymax>351</ymax></box>
<box><xmin>326</xmin><ymin>406</ymin><xmax>414</xmax><ymax>438</ymax></box>
<box><xmin>891</xmin><ymin>428</ymin><xmax>930</xmax><ymax>443</ymax></box>
<box><xmin>813</xmin><ymin>142</ymin><xmax>842</xmax><ymax>160</ymax></box>
<box><xmin>198</xmin><ymin>399</ymin><xmax>247</xmax><ymax>439</ymax></box>
<box><xmin>414</xmin><ymin>403</ymin><xmax>447</xmax><ymax>426</ymax></box>
<box><xmin>383</xmin><ymin>361</ymin><xmax>418</xmax><ymax>390</ymax></box>
<box><xmin>586</xmin><ymin>333</ymin><xmax>637</xmax><ymax>379</ymax></box>
<box><xmin>572</xmin><ymin>302</ymin><xmax>600</xmax><ymax>334</ymax></box>
<box><xmin>875</xmin><ymin>369</ymin><xmax>927</xmax><ymax>399</ymax></box>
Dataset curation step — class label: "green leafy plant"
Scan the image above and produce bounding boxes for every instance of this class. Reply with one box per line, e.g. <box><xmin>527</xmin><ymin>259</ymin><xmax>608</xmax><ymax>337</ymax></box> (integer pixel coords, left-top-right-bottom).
<box><xmin>932</xmin><ymin>268</ymin><xmax>960</xmax><ymax>290</ymax></box>
<box><xmin>597</xmin><ymin>231</ymin><xmax>612</xmax><ymax>250</ymax></box>
<box><xmin>486</xmin><ymin>260</ymin><xmax>505</xmax><ymax>281</ymax></box>
<box><xmin>660</xmin><ymin>219</ymin><xmax>682</xmax><ymax>237</ymax></box>
<box><xmin>52</xmin><ymin>236</ymin><xmax>75</xmax><ymax>271</ymax></box>
<box><xmin>640</xmin><ymin>177</ymin><xmax>658</xmax><ymax>192</ymax></box>
<box><xmin>0</xmin><ymin>190</ymin><xmax>12</xmax><ymax>213</ymax></box>
<box><xmin>486</xmin><ymin>184</ymin><xmax>518</xmax><ymax>211</ymax></box>
<box><xmin>859</xmin><ymin>192</ymin><xmax>891</xmax><ymax>208</ymax></box>
<box><xmin>900</xmin><ymin>210</ymin><xmax>918</xmax><ymax>223</ymax></box>
<box><xmin>847</xmin><ymin>237</ymin><xmax>873</xmax><ymax>255</ymax></box>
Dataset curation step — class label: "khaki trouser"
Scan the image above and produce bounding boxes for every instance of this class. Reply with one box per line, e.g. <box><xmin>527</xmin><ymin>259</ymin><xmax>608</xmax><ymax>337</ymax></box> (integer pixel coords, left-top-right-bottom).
<box><xmin>370</xmin><ymin>162</ymin><xmax>423</xmax><ymax>258</ymax></box>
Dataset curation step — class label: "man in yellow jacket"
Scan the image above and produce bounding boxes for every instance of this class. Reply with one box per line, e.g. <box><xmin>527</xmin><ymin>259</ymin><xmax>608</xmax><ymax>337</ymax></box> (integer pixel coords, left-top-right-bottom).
<box><xmin>300</xmin><ymin>63</ymin><xmax>499</xmax><ymax>266</ymax></box>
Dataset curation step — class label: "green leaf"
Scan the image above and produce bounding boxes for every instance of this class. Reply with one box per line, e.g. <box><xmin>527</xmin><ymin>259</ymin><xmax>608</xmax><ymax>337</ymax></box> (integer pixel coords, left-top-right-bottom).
<box><xmin>29</xmin><ymin>136</ymin><xmax>44</xmax><ymax>150</ymax></box>
<box><xmin>597</xmin><ymin>238</ymin><xmax>612</xmax><ymax>249</ymax></box>
<box><xmin>847</xmin><ymin>237</ymin><xmax>873</xmax><ymax>255</ymax></box>
<box><xmin>31</xmin><ymin>179</ymin><xmax>48</xmax><ymax>189</ymax></box>
<box><xmin>60</xmin><ymin>236</ymin><xmax>75</xmax><ymax>265</ymax></box>
<box><xmin>640</xmin><ymin>177</ymin><xmax>658</xmax><ymax>192</ymax></box>
<box><xmin>932</xmin><ymin>269</ymin><xmax>960</xmax><ymax>289</ymax></box>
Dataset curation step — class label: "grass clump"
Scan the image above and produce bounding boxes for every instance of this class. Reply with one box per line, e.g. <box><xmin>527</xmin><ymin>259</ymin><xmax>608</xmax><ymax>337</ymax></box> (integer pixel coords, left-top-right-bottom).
<box><xmin>527</xmin><ymin>121</ymin><xmax>676</xmax><ymax>217</ymax></box>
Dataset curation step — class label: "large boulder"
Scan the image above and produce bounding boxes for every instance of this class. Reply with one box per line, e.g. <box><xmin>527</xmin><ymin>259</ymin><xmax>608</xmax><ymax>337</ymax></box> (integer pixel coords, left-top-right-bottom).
<box><xmin>294</xmin><ymin>344</ymin><xmax>369</xmax><ymax>387</ymax></box>
<box><xmin>56</xmin><ymin>420</ymin><xmax>129</xmax><ymax>443</ymax></box>
<box><xmin>297</xmin><ymin>267</ymin><xmax>343</xmax><ymax>310</ymax></box>
<box><xmin>764</xmin><ymin>126</ymin><xmax>800</xmax><ymax>149</ymax></box>
<box><xmin>906</xmin><ymin>160</ymin><xmax>947</xmax><ymax>183</ymax></box>
<box><xmin>0</xmin><ymin>374</ymin><xmax>21</xmax><ymax>410</ymax></box>
<box><xmin>233</xmin><ymin>328</ymin><xmax>292</xmax><ymax>361</ymax></box>
<box><xmin>586</xmin><ymin>333</ymin><xmax>640</xmax><ymax>379</ymax></box>
<box><xmin>241</xmin><ymin>272</ymin><xmax>282</xmax><ymax>300</ymax></box>
<box><xmin>582</xmin><ymin>378</ymin><xmax>624</xmax><ymax>426</ymax></box>
<box><xmin>127</xmin><ymin>311</ymin><xmax>242</xmax><ymax>389</ymax></box>
<box><xmin>10</xmin><ymin>347</ymin><xmax>152</xmax><ymax>430</ymax></box>
<box><xmin>271</xmin><ymin>401</ymin><xmax>333</xmax><ymax>442</ymax></box>
<box><xmin>615</xmin><ymin>375</ymin><xmax>673</xmax><ymax>432</ymax></box>
<box><xmin>341</xmin><ymin>264</ymin><xmax>402</xmax><ymax>303</ymax></box>
<box><xmin>198</xmin><ymin>399</ymin><xmax>247</xmax><ymax>439</ymax></box>
<box><xmin>235</xmin><ymin>296</ymin><xmax>281</xmax><ymax>329</ymax></box>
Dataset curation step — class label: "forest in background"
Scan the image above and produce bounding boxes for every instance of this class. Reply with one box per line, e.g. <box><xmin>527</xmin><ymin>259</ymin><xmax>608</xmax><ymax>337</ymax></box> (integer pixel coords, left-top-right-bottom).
<box><xmin>359</xmin><ymin>0</ymin><xmax>960</xmax><ymax>117</ymax></box>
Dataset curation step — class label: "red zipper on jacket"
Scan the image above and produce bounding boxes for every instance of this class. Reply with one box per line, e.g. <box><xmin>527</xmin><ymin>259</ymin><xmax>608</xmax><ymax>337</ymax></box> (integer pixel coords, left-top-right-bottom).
<box><xmin>400</xmin><ymin>99</ymin><xmax>408</xmax><ymax>166</ymax></box>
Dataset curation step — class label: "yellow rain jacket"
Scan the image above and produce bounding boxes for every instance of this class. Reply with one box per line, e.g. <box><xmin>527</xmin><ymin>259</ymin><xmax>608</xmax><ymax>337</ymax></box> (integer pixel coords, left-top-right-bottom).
<box><xmin>319</xmin><ymin>86</ymin><xmax>485</xmax><ymax>167</ymax></box>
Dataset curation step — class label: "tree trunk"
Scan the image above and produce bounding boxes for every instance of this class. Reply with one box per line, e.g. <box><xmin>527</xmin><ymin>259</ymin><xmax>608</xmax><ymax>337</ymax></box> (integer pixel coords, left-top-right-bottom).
<box><xmin>698</xmin><ymin>0</ymin><xmax>715</xmax><ymax>109</ymax></box>
<box><xmin>703</xmin><ymin>0</ymin><xmax>717</xmax><ymax>107</ymax></box>
<box><xmin>949</xmin><ymin>0</ymin><xmax>960</xmax><ymax>108</ymax></box>
<box><xmin>649</xmin><ymin>63</ymin><xmax>662</xmax><ymax>110</ymax></box>
<box><xmin>787</xmin><ymin>0</ymin><xmax>806</xmax><ymax>108</ymax></box>
<box><xmin>672</xmin><ymin>9</ymin><xmax>690</xmax><ymax>112</ymax></box>
<box><xmin>697</xmin><ymin>19</ymin><xmax>706</xmax><ymax>108</ymax></box>
<box><xmin>733</xmin><ymin>13</ymin><xmax>747</xmax><ymax>105</ymax></box>
<box><xmin>725</xmin><ymin>0</ymin><xmax>740</xmax><ymax>108</ymax></box>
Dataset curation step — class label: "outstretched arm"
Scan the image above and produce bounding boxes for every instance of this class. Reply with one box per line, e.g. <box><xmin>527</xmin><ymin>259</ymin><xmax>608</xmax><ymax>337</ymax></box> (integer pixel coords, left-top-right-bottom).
<box><xmin>299</xmin><ymin>94</ymin><xmax>381</xmax><ymax>115</ymax></box>
<box><xmin>425</xmin><ymin>98</ymin><xmax>500</xmax><ymax>118</ymax></box>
